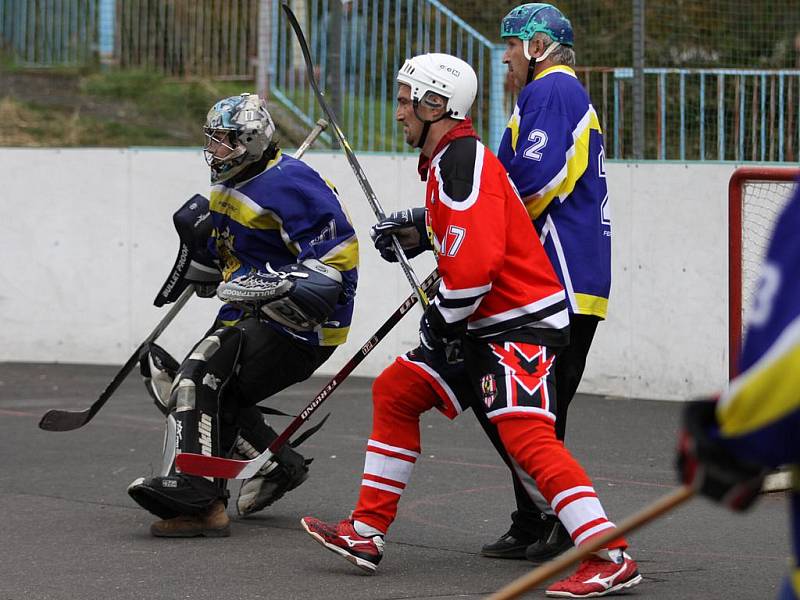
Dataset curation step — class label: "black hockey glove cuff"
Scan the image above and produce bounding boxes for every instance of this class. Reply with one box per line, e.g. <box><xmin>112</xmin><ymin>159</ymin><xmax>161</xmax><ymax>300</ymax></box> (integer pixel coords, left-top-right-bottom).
<box><xmin>370</xmin><ymin>208</ymin><xmax>431</xmax><ymax>263</ymax></box>
<box><xmin>676</xmin><ymin>397</ymin><xmax>767</xmax><ymax>511</ymax></box>
<box><xmin>419</xmin><ymin>305</ymin><xmax>464</xmax><ymax>365</ymax></box>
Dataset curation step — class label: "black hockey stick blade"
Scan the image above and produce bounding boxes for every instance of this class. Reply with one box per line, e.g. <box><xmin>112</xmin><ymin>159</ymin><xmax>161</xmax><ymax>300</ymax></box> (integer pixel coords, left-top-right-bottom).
<box><xmin>38</xmin><ymin>285</ymin><xmax>195</xmax><ymax>431</ymax></box>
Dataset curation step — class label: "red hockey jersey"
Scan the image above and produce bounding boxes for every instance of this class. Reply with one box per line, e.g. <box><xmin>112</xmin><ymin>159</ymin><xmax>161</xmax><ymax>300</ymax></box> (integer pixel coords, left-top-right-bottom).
<box><xmin>420</xmin><ymin>120</ymin><xmax>569</xmax><ymax>347</ymax></box>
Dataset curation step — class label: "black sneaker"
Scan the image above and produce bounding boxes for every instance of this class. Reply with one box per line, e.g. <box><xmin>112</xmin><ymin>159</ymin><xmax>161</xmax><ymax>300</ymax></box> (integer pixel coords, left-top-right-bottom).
<box><xmin>525</xmin><ymin>518</ymin><xmax>574</xmax><ymax>563</ymax></box>
<box><xmin>481</xmin><ymin>530</ymin><xmax>538</xmax><ymax>559</ymax></box>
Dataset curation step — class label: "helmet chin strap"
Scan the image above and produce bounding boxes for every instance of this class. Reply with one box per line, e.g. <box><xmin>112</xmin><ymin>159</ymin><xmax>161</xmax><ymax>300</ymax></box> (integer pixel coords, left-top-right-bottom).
<box><xmin>412</xmin><ymin>99</ymin><xmax>452</xmax><ymax>149</ymax></box>
<box><xmin>523</xmin><ymin>39</ymin><xmax>561</xmax><ymax>85</ymax></box>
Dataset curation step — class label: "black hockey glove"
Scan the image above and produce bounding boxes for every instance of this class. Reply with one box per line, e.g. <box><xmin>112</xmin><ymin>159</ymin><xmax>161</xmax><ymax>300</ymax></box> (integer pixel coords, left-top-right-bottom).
<box><xmin>676</xmin><ymin>397</ymin><xmax>767</xmax><ymax>511</ymax></box>
<box><xmin>370</xmin><ymin>208</ymin><xmax>431</xmax><ymax>263</ymax></box>
<box><xmin>419</xmin><ymin>305</ymin><xmax>464</xmax><ymax>366</ymax></box>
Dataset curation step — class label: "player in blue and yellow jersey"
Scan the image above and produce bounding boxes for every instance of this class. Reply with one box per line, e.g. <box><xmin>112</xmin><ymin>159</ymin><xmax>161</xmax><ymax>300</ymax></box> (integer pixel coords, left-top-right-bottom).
<box><xmin>481</xmin><ymin>4</ymin><xmax>614</xmax><ymax>566</ymax></box>
<box><xmin>678</xmin><ymin>179</ymin><xmax>800</xmax><ymax>600</ymax></box>
<box><xmin>128</xmin><ymin>93</ymin><xmax>359</xmax><ymax>537</ymax></box>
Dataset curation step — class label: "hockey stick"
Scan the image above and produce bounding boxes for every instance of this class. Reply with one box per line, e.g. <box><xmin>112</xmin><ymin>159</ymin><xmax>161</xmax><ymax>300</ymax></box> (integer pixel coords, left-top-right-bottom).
<box><xmin>38</xmin><ymin>285</ymin><xmax>196</xmax><ymax>431</ymax></box>
<box><xmin>487</xmin><ymin>485</ymin><xmax>695</xmax><ymax>600</ymax></box>
<box><xmin>38</xmin><ymin>122</ymin><xmax>329</xmax><ymax>432</ymax></box>
<box><xmin>279</xmin><ymin>0</ymin><xmax>430</xmax><ymax>309</ymax></box>
<box><xmin>175</xmin><ymin>268</ymin><xmax>441</xmax><ymax>479</ymax></box>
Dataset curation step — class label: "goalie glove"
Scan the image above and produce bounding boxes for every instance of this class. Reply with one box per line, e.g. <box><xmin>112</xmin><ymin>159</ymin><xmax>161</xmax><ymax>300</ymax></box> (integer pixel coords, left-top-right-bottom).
<box><xmin>676</xmin><ymin>397</ymin><xmax>767</xmax><ymax>511</ymax></box>
<box><xmin>217</xmin><ymin>259</ymin><xmax>343</xmax><ymax>331</ymax></box>
<box><xmin>370</xmin><ymin>207</ymin><xmax>431</xmax><ymax>263</ymax></box>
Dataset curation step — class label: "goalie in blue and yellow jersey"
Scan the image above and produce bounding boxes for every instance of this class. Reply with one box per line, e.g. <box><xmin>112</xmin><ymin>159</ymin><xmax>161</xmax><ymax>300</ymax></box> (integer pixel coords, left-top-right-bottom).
<box><xmin>481</xmin><ymin>3</ymin><xmax>615</xmax><ymax>566</ymax></box>
<box><xmin>128</xmin><ymin>93</ymin><xmax>359</xmax><ymax>538</ymax></box>
<box><xmin>678</xmin><ymin>179</ymin><xmax>800</xmax><ymax>600</ymax></box>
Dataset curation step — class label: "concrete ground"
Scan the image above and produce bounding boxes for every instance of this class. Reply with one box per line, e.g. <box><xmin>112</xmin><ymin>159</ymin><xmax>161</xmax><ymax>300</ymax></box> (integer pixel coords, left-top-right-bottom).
<box><xmin>0</xmin><ymin>362</ymin><xmax>790</xmax><ymax>600</ymax></box>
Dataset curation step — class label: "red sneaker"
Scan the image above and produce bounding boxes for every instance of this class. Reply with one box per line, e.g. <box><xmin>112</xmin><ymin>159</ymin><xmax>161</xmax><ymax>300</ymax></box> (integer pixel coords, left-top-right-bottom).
<box><xmin>546</xmin><ymin>554</ymin><xmax>642</xmax><ymax>598</ymax></box>
<box><xmin>300</xmin><ymin>516</ymin><xmax>384</xmax><ymax>574</ymax></box>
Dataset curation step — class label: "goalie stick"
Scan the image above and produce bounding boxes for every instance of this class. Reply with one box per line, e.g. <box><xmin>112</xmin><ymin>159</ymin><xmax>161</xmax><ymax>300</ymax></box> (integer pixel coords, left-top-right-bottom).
<box><xmin>175</xmin><ymin>268</ymin><xmax>441</xmax><ymax>479</ymax></box>
<box><xmin>280</xmin><ymin>0</ymin><xmax>430</xmax><ymax>310</ymax></box>
<box><xmin>38</xmin><ymin>285</ymin><xmax>195</xmax><ymax>432</ymax></box>
<box><xmin>38</xmin><ymin>120</ymin><xmax>329</xmax><ymax>432</ymax></box>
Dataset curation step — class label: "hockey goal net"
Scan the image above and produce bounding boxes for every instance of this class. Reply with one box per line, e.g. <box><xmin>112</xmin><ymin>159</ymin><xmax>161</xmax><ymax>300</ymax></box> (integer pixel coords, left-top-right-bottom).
<box><xmin>729</xmin><ymin>166</ymin><xmax>799</xmax><ymax>378</ymax></box>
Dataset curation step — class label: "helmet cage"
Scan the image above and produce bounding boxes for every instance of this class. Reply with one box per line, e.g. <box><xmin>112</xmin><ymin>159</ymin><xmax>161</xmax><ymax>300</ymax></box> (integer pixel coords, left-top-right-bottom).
<box><xmin>203</xmin><ymin>93</ymin><xmax>275</xmax><ymax>184</ymax></box>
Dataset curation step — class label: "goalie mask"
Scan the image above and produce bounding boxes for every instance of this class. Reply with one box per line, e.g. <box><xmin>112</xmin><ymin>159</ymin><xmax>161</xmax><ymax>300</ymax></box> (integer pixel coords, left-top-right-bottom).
<box><xmin>204</xmin><ymin>93</ymin><xmax>276</xmax><ymax>184</ymax></box>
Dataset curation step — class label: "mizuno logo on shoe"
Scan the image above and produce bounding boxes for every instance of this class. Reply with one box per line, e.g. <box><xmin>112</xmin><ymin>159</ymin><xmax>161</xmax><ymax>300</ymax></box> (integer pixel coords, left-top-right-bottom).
<box><xmin>339</xmin><ymin>536</ymin><xmax>372</xmax><ymax>548</ymax></box>
<box><xmin>583</xmin><ymin>564</ymin><xmax>627</xmax><ymax>589</ymax></box>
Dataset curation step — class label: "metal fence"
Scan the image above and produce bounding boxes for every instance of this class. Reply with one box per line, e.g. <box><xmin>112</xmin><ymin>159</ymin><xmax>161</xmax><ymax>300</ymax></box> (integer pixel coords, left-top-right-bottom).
<box><xmin>268</xmin><ymin>0</ymin><xmax>506</xmax><ymax>152</ymax></box>
<box><xmin>2</xmin><ymin>0</ymin><xmax>800</xmax><ymax>162</ymax></box>
<box><xmin>582</xmin><ymin>67</ymin><xmax>800</xmax><ymax>162</ymax></box>
<box><xmin>0</xmin><ymin>0</ymin><xmax>97</xmax><ymax>65</ymax></box>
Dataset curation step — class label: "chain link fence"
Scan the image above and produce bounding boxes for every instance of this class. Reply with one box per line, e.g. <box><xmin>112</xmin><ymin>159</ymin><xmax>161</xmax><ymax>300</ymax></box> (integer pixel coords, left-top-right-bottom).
<box><xmin>2</xmin><ymin>0</ymin><xmax>799</xmax><ymax>160</ymax></box>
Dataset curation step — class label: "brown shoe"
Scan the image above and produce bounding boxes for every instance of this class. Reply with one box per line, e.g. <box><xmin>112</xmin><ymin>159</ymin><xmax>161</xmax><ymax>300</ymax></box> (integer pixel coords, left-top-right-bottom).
<box><xmin>150</xmin><ymin>500</ymin><xmax>230</xmax><ymax>538</ymax></box>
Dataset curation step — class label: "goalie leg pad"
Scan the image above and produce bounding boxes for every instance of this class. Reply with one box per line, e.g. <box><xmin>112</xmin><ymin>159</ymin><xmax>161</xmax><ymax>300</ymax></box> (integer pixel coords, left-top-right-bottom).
<box><xmin>129</xmin><ymin>327</ymin><xmax>243</xmax><ymax>519</ymax></box>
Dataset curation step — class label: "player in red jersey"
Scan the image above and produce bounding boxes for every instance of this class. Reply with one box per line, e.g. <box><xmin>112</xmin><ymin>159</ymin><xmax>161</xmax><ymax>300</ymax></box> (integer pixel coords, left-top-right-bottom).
<box><xmin>300</xmin><ymin>53</ymin><xmax>640</xmax><ymax>597</ymax></box>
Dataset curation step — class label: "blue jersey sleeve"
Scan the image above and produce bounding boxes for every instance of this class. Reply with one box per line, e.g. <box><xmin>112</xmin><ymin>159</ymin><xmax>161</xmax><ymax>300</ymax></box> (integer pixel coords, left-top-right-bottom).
<box><xmin>716</xmin><ymin>181</ymin><xmax>800</xmax><ymax>466</ymax></box>
<box><xmin>272</xmin><ymin>161</ymin><xmax>359</xmax><ymax>300</ymax></box>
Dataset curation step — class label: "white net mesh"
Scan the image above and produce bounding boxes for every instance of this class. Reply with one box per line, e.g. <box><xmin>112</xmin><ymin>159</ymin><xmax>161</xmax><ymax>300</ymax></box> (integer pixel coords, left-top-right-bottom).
<box><xmin>740</xmin><ymin>178</ymin><xmax>798</xmax><ymax>328</ymax></box>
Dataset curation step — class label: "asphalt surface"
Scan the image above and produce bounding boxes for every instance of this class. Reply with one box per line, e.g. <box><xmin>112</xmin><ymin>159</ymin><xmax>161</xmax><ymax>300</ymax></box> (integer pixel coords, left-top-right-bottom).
<box><xmin>0</xmin><ymin>362</ymin><xmax>790</xmax><ymax>600</ymax></box>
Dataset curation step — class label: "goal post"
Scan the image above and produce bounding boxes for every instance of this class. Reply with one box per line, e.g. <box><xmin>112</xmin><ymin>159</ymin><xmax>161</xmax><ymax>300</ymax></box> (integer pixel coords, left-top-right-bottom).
<box><xmin>728</xmin><ymin>166</ymin><xmax>799</xmax><ymax>378</ymax></box>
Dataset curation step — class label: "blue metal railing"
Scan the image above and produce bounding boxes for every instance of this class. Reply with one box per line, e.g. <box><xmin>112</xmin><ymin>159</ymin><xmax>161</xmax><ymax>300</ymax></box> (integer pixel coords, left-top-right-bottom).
<box><xmin>269</xmin><ymin>0</ymin><xmax>506</xmax><ymax>152</ymax></box>
<box><xmin>589</xmin><ymin>67</ymin><xmax>800</xmax><ymax>161</ymax></box>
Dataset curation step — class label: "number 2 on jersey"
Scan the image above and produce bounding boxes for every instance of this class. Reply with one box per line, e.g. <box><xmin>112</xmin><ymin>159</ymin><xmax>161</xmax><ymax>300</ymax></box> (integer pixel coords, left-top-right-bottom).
<box><xmin>523</xmin><ymin>130</ymin><xmax>548</xmax><ymax>161</ymax></box>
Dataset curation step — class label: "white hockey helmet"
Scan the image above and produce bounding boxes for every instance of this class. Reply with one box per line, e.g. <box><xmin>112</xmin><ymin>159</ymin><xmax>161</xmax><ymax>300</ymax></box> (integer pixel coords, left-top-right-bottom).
<box><xmin>396</xmin><ymin>53</ymin><xmax>477</xmax><ymax>121</ymax></box>
<box><xmin>203</xmin><ymin>93</ymin><xmax>276</xmax><ymax>184</ymax></box>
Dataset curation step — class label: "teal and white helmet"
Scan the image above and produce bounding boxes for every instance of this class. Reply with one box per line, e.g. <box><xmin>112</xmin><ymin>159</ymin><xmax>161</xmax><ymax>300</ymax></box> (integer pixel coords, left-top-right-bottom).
<box><xmin>501</xmin><ymin>3</ymin><xmax>573</xmax><ymax>46</ymax></box>
<box><xmin>203</xmin><ymin>93</ymin><xmax>276</xmax><ymax>184</ymax></box>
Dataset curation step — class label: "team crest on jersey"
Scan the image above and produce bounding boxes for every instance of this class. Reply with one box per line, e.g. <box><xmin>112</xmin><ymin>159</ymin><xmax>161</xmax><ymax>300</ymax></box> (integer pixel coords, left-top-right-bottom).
<box><xmin>481</xmin><ymin>374</ymin><xmax>497</xmax><ymax>408</ymax></box>
<box><xmin>215</xmin><ymin>226</ymin><xmax>242</xmax><ymax>279</ymax></box>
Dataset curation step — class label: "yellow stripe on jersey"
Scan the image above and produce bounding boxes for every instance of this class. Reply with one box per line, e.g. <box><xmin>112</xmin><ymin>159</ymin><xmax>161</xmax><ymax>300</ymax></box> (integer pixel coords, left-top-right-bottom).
<box><xmin>506</xmin><ymin>105</ymin><xmax>522</xmax><ymax>152</ymax></box>
<box><xmin>319</xmin><ymin>325</ymin><xmax>350</xmax><ymax>346</ymax></box>
<box><xmin>791</xmin><ymin>565</ymin><xmax>800</xmax><ymax>598</ymax></box>
<box><xmin>574</xmin><ymin>293</ymin><xmax>608</xmax><ymax>319</ymax></box>
<box><xmin>320</xmin><ymin>235</ymin><xmax>360</xmax><ymax>272</ymax></box>
<box><xmin>535</xmin><ymin>65</ymin><xmax>579</xmax><ymax>81</ymax></box>
<box><xmin>718</xmin><ymin>322</ymin><xmax>800</xmax><ymax>437</ymax></box>
<box><xmin>210</xmin><ymin>187</ymin><xmax>302</xmax><ymax>256</ymax></box>
<box><xmin>524</xmin><ymin>106</ymin><xmax>601</xmax><ymax>220</ymax></box>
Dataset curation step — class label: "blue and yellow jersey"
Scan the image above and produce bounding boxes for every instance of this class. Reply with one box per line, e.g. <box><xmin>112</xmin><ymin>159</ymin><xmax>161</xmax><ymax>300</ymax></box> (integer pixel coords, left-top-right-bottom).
<box><xmin>715</xmin><ymin>180</ymin><xmax>800</xmax><ymax>600</ymax></box>
<box><xmin>208</xmin><ymin>151</ymin><xmax>359</xmax><ymax>347</ymax></box>
<box><xmin>717</xmin><ymin>180</ymin><xmax>800</xmax><ymax>465</ymax></box>
<box><xmin>497</xmin><ymin>65</ymin><xmax>611</xmax><ymax>319</ymax></box>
